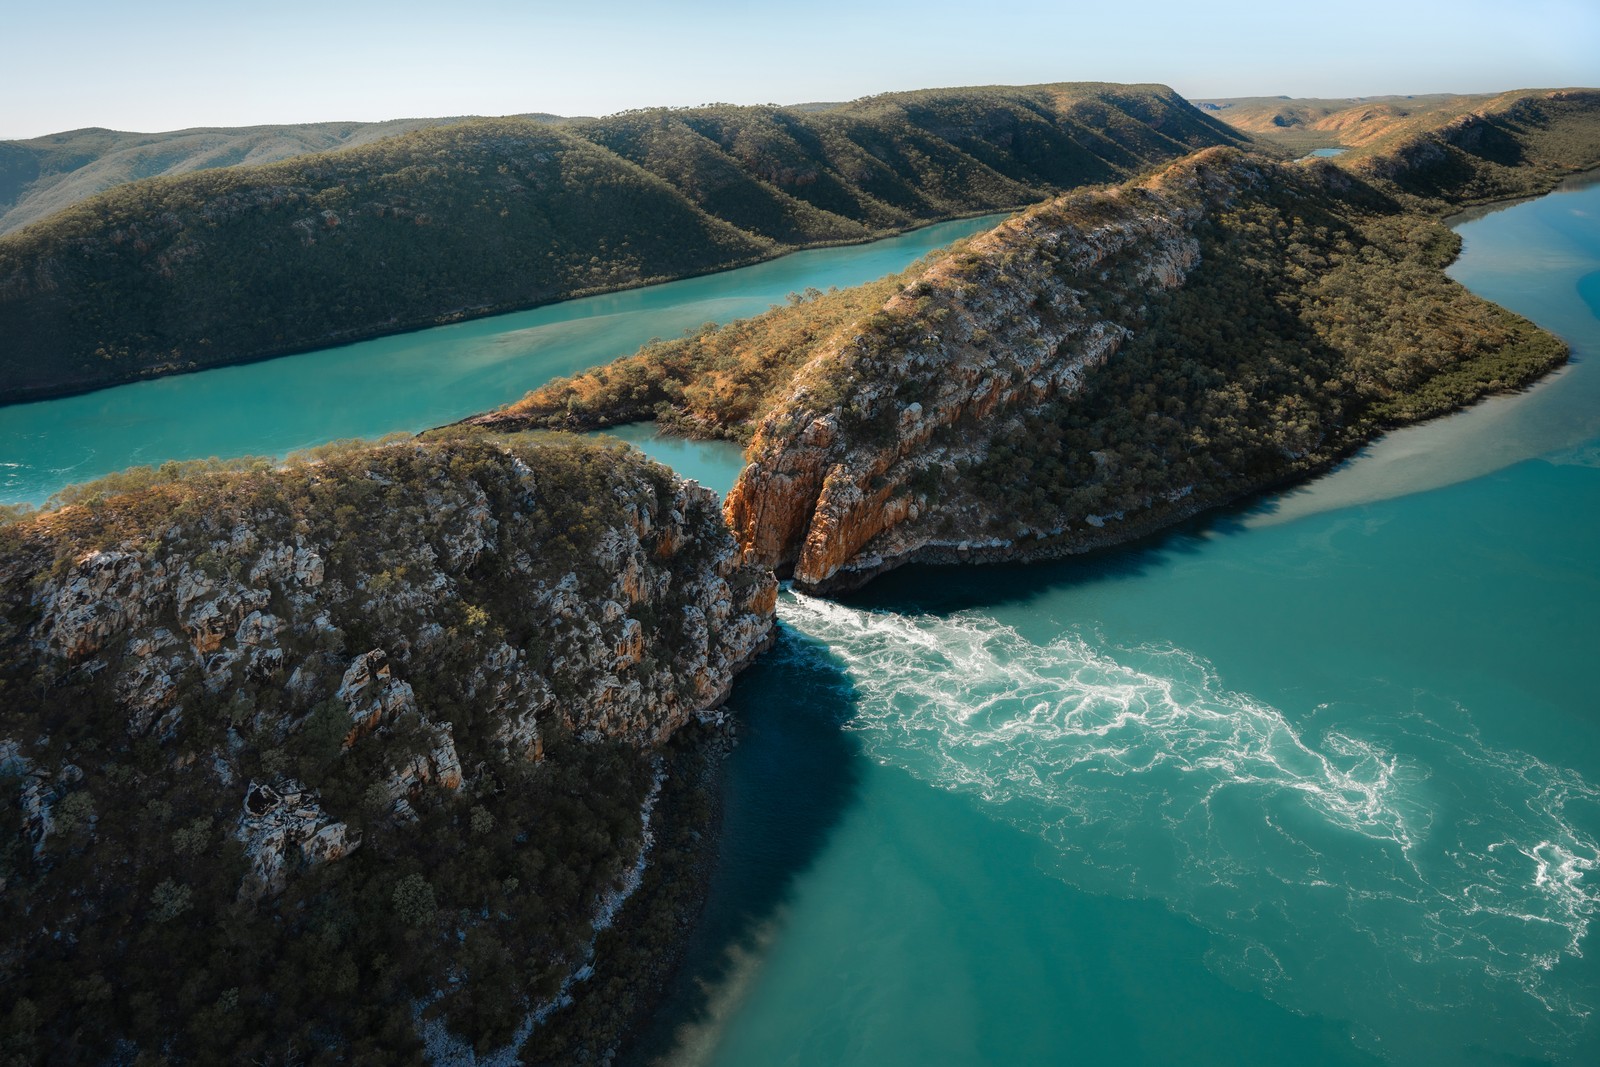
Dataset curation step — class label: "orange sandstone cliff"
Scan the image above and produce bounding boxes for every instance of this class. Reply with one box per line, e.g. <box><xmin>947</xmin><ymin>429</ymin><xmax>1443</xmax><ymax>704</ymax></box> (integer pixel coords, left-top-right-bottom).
<box><xmin>722</xmin><ymin>145</ymin><xmax>1567</xmax><ymax>592</ymax></box>
<box><xmin>723</xmin><ymin>149</ymin><xmax>1233</xmax><ymax>591</ymax></box>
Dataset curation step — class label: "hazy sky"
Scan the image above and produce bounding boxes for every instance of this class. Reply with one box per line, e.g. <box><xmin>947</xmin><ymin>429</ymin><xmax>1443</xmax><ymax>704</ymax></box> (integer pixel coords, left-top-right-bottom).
<box><xmin>4</xmin><ymin>0</ymin><xmax>1597</xmax><ymax>138</ymax></box>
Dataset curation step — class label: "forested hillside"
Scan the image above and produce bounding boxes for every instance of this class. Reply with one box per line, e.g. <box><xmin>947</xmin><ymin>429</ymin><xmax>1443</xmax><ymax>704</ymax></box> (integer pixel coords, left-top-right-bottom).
<box><xmin>0</xmin><ymin>117</ymin><xmax>509</xmax><ymax>236</ymax></box>
<box><xmin>488</xmin><ymin>87</ymin><xmax>1600</xmax><ymax>455</ymax></box>
<box><xmin>1341</xmin><ymin>88</ymin><xmax>1600</xmax><ymax>206</ymax></box>
<box><xmin>1200</xmin><ymin>87</ymin><xmax>1600</xmax><ymax>206</ymax></box>
<box><xmin>0</xmin><ymin>83</ymin><xmax>1246</xmax><ymax>404</ymax></box>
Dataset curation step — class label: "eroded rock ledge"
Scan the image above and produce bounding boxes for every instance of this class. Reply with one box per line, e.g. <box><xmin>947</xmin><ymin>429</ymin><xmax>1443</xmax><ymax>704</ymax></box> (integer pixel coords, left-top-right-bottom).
<box><xmin>726</xmin><ymin>160</ymin><xmax>1209</xmax><ymax>589</ymax></box>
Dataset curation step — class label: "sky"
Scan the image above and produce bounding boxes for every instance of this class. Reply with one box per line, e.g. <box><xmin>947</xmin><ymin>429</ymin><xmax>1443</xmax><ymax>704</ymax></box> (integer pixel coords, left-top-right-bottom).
<box><xmin>3</xmin><ymin>0</ymin><xmax>1598</xmax><ymax>138</ymax></box>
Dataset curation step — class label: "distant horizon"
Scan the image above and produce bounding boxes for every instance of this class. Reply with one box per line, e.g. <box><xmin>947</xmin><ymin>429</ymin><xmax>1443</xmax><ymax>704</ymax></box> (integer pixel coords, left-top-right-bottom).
<box><xmin>5</xmin><ymin>80</ymin><xmax>1592</xmax><ymax>142</ymax></box>
<box><xmin>4</xmin><ymin>0</ymin><xmax>1595</xmax><ymax>140</ymax></box>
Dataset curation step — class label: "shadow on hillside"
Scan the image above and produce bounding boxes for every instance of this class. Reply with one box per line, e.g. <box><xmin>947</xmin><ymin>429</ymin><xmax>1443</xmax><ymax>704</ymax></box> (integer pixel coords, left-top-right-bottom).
<box><xmin>623</xmin><ymin>623</ymin><xmax>864</xmax><ymax>1065</ymax></box>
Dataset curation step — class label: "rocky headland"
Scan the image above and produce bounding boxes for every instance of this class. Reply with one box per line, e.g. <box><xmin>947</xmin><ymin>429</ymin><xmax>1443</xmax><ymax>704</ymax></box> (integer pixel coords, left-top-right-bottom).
<box><xmin>486</xmin><ymin>143</ymin><xmax>1578</xmax><ymax>593</ymax></box>
<box><xmin>0</xmin><ymin>432</ymin><xmax>774</xmax><ymax>1062</ymax></box>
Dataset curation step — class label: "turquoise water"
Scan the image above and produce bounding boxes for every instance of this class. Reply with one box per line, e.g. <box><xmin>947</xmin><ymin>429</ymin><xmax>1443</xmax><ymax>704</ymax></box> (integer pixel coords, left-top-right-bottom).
<box><xmin>0</xmin><ymin>214</ymin><xmax>1004</xmax><ymax>505</ymax></box>
<box><xmin>594</xmin><ymin>423</ymin><xmax>748</xmax><ymax>498</ymax></box>
<box><xmin>628</xmin><ymin>180</ymin><xmax>1600</xmax><ymax>1066</ymax></box>
<box><xmin>6</xmin><ymin>173</ymin><xmax>1600</xmax><ymax>1065</ymax></box>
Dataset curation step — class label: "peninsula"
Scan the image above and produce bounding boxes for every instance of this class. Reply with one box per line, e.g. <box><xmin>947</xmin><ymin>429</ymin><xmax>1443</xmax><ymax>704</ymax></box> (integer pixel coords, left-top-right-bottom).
<box><xmin>479</xmin><ymin>88</ymin><xmax>1600</xmax><ymax>591</ymax></box>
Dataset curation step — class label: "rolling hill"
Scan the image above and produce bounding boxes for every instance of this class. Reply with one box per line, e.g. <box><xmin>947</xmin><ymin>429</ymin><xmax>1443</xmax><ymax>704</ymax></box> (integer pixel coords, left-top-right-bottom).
<box><xmin>0</xmin><ymin>117</ymin><xmax>515</xmax><ymax>236</ymax></box>
<box><xmin>0</xmin><ymin>83</ymin><xmax>1247</xmax><ymax>404</ymax></box>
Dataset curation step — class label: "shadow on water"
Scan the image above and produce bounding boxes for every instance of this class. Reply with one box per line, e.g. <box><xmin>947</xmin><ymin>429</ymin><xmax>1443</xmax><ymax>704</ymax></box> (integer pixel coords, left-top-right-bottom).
<box><xmin>842</xmin><ymin>489</ymin><xmax>1281</xmax><ymax>619</ymax></box>
<box><xmin>624</xmin><ymin>624</ymin><xmax>865</xmax><ymax>1065</ymax></box>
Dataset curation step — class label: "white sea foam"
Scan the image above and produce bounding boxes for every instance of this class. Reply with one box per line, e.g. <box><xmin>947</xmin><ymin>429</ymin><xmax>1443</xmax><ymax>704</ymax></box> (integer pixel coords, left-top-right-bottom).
<box><xmin>779</xmin><ymin>592</ymin><xmax>1600</xmax><ymax>1056</ymax></box>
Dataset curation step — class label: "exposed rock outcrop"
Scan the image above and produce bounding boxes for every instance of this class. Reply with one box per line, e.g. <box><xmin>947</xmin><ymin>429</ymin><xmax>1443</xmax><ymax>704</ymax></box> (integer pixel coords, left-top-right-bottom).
<box><xmin>725</xmin><ymin>150</ymin><xmax>1231</xmax><ymax>590</ymax></box>
<box><xmin>0</xmin><ymin>433</ymin><xmax>775</xmax><ymax>1061</ymax></box>
<box><xmin>236</xmin><ymin>779</ymin><xmax>358</xmax><ymax>901</ymax></box>
<box><xmin>8</xmin><ymin>437</ymin><xmax>774</xmax><ymax>797</ymax></box>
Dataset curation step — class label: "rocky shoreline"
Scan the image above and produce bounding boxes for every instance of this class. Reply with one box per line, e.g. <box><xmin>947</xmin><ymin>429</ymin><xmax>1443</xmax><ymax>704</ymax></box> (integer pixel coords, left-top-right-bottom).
<box><xmin>787</xmin><ymin>359</ymin><xmax>1567</xmax><ymax>597</ymax></box>
<box><xmin>566</xmin><ymin>718</ymin><xmax>738</xmax><ymax>1067</ymax></box>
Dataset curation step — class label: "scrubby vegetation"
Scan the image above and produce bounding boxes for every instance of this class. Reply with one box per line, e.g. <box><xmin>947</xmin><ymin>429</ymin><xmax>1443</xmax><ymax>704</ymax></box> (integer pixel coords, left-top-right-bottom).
<box><xmin>473</xmin><ymin>89</ymin><xmax>1600</xmax><ymax>476</ymax></box>
<box><xmin>1203</xmin><ymin>88</ymin><xmax>1600</xmax><ymax>208</ymax></box>
<box><xmin>477</xmin><ymin>272</ymin><xmax>918</xmax><ymax>441</ymax></box>
<box><xmin>0</xmin><ymin>433</ymin><xmax>773</xmax><ymax>1063</ymax></box>
<box><xmin>480</xmin><ymin>148</ymin><xmax>1569</xmax><ymax>473</ymax></box>
<box><xmin>1193</xmin><ymin>92</ymin><xmax>1496</xmax><ymax>155</ymax></box>
<box><xmin>0</xmin><ymin>117</ymin><xmax>502</xmax><ymax>236</ymax></box>
<box><xmin>960</xmin><ymin>158</ymin><xmax>1566</xmax><ymax>534</ymax></box>
<box><xmin>1348</xmin><ymin>89</ymin><xmax>1600</xmax><ymax>208</ymax></box>
<box><xmin>0</xmin><ymin>83</ymin><xmax>1247</xmax><ymax>404</ymax></box>
<box><xmin>493</xmin><ymin>146</ymin><xmax>1574</xmax><ymax>589</ymax></box>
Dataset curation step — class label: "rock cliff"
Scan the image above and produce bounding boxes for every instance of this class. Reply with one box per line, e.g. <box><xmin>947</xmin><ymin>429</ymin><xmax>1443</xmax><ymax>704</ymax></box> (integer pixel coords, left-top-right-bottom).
<box><xmin>722</xmin><ymin>147</ymin><xmax>1566</xmax><ymax>591</ymax></box>
<box><xmin>726</xmin><ymin>159</ymin><xmax>1208</xmax><ymax>588</ymax></box>
<box><xmin>0</xmin><ymin>432</ymin><xmax>774</xmax><ymax>1061</ymax></box>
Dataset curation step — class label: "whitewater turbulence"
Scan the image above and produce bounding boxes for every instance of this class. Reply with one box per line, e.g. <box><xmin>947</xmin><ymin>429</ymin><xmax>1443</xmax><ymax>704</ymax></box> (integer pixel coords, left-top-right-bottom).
<box><xmin>780</xmin><ymin>592</ymin><xmax>1600</xmax><ymax>1059</ymax></box>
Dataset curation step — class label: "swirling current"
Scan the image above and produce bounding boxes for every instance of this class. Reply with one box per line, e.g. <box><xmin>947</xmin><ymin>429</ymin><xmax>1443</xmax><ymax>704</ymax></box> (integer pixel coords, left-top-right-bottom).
<box><xmin>779</xmin><ymin>591</ymin><xmax>1600</xmax><ymax>1060</ymax></box>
